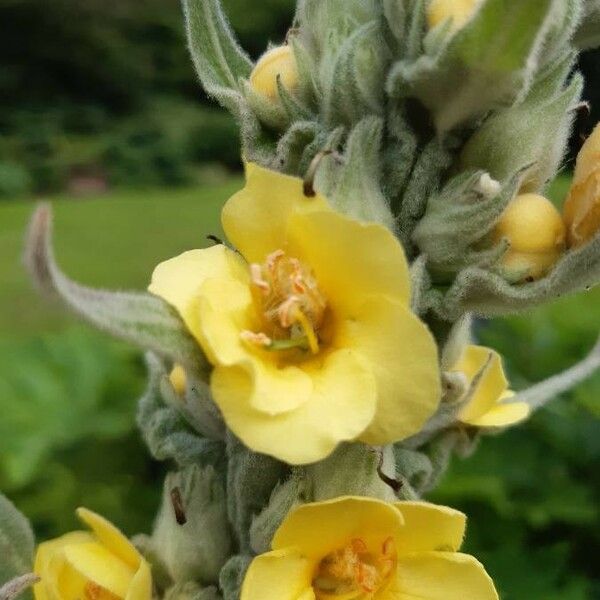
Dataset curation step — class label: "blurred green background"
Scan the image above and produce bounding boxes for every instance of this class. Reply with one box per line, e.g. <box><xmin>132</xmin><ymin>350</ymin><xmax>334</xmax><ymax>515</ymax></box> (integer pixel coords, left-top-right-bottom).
<box><xmin>0</xmin><ymin>1</ymin><xmax>599</xmax><ymax>598</ymax></box>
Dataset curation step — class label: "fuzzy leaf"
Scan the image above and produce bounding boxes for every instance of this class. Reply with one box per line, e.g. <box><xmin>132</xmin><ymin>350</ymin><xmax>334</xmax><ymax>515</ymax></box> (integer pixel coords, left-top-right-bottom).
<box><xmin>435</xmin><ymin>233</ymin><xmax>600</xmax><ymax>319</ymax></box>
<box><xmin>574</xmin><ymin>0</ymin><xmax>600</xmax><ymax>49</ymax></box>
<box><xmin>25</xmin><ymin>205</ymin><xmax>206</xmax><ymax>370</ymax></box>
<box><xmin>460</xmin><ymin>71</ymin><xmax>583</xmax><ymax>192</ymax></box>
<box><xmin>137</xmin><ymin>355</ymin><xmax>226</xmax><ymax>469</ymax></box>
<box><xmin>388</xmin><ymin>0</ymin><xmax>554</xmax><ymax>132</ymax></box>
<box><xmin>0</xmin><ymin>495</ymin><xmax>35</xmax><ymax>588</ymax></box>
<box><xmin>182</xmin><ymin>0</ymin><xmax>252</xmax><ymax>99</ymax></box>
<box><xmin>218</xmin><ymin>556</ymin><xmax>251</xmax><ymax>600</ymax></box>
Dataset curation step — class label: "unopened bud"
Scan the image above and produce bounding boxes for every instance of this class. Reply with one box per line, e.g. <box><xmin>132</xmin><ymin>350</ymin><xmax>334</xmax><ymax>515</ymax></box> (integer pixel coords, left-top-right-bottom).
<box><xmin>169</xmin><ymin>364</ymin><xmax>187</xmax><ymax>396</ymax></box>
<box><xmin>249</xmin><ymin>46</ymin><xmax>299</xmax><ymax>103</ymax></box>
<box><xmin>427</xmin><ymin>0</ymin><xmax>479</xmax><ymax>31</ymax></box>
<box><xmin>563</xmin><ymin>124</ymin><xmax>600</xmax><ymax>247</ymax></box>
<box><xmin>493</xmin><ymin>193</ymin><xmax>566</xmax><ymax>281</ymax></box>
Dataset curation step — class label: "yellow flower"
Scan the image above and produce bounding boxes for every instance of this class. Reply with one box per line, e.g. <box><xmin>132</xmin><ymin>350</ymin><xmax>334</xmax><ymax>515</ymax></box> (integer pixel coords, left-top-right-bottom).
<box><xmin>149</xmin><ymin>163</ymin><xmax>441</xmax><ymax>464</ymax></box>
<box><xmin>563</xmin><ymin>124</ymin><xmax>600</xmax><ymax>247</ymax></box>
<box><xmin>492</xmin><ymin>193</ymin><xmax>566</xmax><ymax>282</ymax></box>
<box><xmin>451</xmin><ymin>345</ymin><xmax>530</xmax><ymax>428</ymax></box>
<box><xmin>169</xmin><ymin>364</ymin><xmax>187</xmax><ymax>396</ymax></box>
<box><xmin>427</xmin><ymin>0</ymin><xmax>479</xmax><ymax>31</ymax></box>
<box><xmin>250</xmin><ymin>46</ymin><xmax>299</xmax><ymax>103</ymax></box>
<box><xmin>241</xmin><ymin>496</ymin><xmax>498</xmax><ymax>600</ymax></box>
<box><xmin>34</xmin><ymin>508</ymin><xmax>152</xmax><ymax>600</ymax></box>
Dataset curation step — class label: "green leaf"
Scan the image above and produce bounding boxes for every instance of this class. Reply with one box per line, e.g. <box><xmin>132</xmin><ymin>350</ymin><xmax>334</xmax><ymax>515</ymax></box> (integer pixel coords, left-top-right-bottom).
<box><xmin>574</xmin><ymin>0</ymin><xmax>600</xmax><ymax>49</ymax></box>
<box><xmin>388</xmin><ymin>0</ymin><xmax>554</xmax><ymax>132</ymax></box>
<box><xmin>24</xmin><ymin>204</ymin><xmax>206</xmax><ymax>371</ymax></box>
<box><xmin>0</xmin><ymin>494</ymin><xmax>34</xmax><ymax>587</ymax></box>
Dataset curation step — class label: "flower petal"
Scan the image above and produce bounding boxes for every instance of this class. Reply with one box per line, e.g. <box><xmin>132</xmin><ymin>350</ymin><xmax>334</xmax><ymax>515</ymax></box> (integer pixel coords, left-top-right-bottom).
<box><xmin>467</xmin><ymin>400</ymin><xmax>531</xmax><ymax>428</ymax></box>
<box><xmin>222</xmin><ymin>163</ymin><xmax>329</xmax><ymax>263</ymax></box>
<box><xmin>76</xmin><ymin>508</ymin><xmax>140</xmax><ymax>570</ymax></box>
<box><xmin>272</xmin><ymin>497</ymin><xmax>405</xmax><ymax>560</ymax></box>
<box><xmin>453</xmin><ymin>346</ymin><xmax>508</xmax><ymax>424</ymax></box>
<box><xmin>197</xmin><ymin>277</ymin><xmax>312</xmax><ymax>414</ymax></box>
<box><xmin>212</xmin><ymin>349</ymin><xmax>377</xmax><ymax>464</ymax></box>
<box><xmin>148</xmin><ymin>245</ymin><xmax>249</xmax><ymax>344</ymax></box>
<box><xmin>241</xmin><ymin>549</ymin><xmax>314</xmax><ymax>600</ymax></box>
<box><xmin>394</xmin><ymin>552</ymin><xmax>498</xmax><ymax>599</ymax></box>
<box><xmin>394</xmin><ymin>502</ymin><xmax>466</xmax><ymax>554</ymax></box>
<box><xmin>287</xmin><ymin>211</ymin><xmax>411</xmax><ymax>313</ymax></box>
<box><xmin>125</xmin><ymin>560</ymin><xmax>152</xmax><ymax>600</ymax></box>
<box><xmin>336</xmin><ymin>296</ymin><xmax>440</xmax><ymax>445</ymax></box>
<box><xmin>62</xmin><ymin>542</ymin><xmax>134</xmax><ymax>598</ymax></box>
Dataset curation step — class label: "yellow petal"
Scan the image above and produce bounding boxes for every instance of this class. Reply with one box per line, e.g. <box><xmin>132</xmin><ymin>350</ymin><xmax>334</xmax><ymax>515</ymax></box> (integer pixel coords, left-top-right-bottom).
<box><xmin>62</xmin><ymin>542</ymin><xmax>134</xmax><ymax>598</ymax></box>
<box><xmin>125</xmin><ymin>560</ymin><xmax>152</xmax><ymax>600</ymax></box>
<box><xmin>394</xmin><ymin>552</ymin><xmax>498</xmax><ymax>599</ymax></box>
<box><xmin>212</xmin><ymin>348</ymin><xmax>377</xmax><ymax>464</ymax></box>
<box><xmin>286</xmin><ymin>211</ymin><xmax>411</xmax><ymax>313</ymax></box>
<box><xmin>453</xmin><ymin>346</ymin><xmax>508</xmax><ymax>424</ymax></box>
<box><xmin>148</xmin><ymin>245</ymin><xmax>249</xmax><ymax>344</ymax></box>
<box><xmin>272</xmin><ymin>497</ymin><xmax>405</xmax><ymax>561</ymax></box>
<box><xmin>76</xmin><ymin>508</ymin><xmax>140</xmax><ymax>570</ymax></box>
<box><xmin>467</xmin><ymin>400</ymin><xmax>531</xmax><ymax>428</ymax></box>
<box><xmin>394</xmin><ymin>502</ymin><xmax>466</xmax><ymax>554</ymax></box>
<box><xmin>241</xmin><ymin>549</ymin><xmax>314</xmax><ymax>600</ymax></box>
<box><xmin>196</xmin><ymin>277</ymin><xmax>312</xmax><ymax>414</ymax></box>
<box><xmin>250</xmin><ymin>46</ymin><xmax>299</xmax><ymax>101</ymax></box>
<box><xmin>34</xmin><ymin>533</ymin><xmax>94</xmax><ymax>600</ymax></box>
<box><xmin>336</xmin><ymin>296</ymin><xmax>440</xmax><ymax>446</ymax></box>
<box><xmin>222</xmin><ymin>163</ymin><xmax>329</xmax><ymax>264</ymax></box>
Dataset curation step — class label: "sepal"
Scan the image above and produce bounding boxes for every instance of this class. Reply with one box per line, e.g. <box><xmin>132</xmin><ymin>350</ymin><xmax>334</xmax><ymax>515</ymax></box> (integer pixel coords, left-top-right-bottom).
<box><xmin>137</xmin><ymin>355</ymin><xmax>226</xmax><ymax>469</ymax></box>
<box><xmin>0</xmin><ymin>575</ymin><xmax>39</xmax><ymax>600</ymax></box>
<box><xmin>387</xmin><ymin>0</ymin><xmax>555</xmax><ymax>133</ymax></box>
<box><xmin>218</xmin><ymin>556</ymin><xmax>251</xmax><ymax>600</ymax></box>
<box><xmin>152</xmin><ymin>466</ymin><xmax>232</xmax><ymax>585</ymax></box>
<box><xmin>164</xmin><ymin>582</ymin><xmax>221</xmax><ymax>600</ymax></box>
<box><xmin>574</xmin><ymin>0</ymin><xmax>600</xmax><ymax>49</ymax></box>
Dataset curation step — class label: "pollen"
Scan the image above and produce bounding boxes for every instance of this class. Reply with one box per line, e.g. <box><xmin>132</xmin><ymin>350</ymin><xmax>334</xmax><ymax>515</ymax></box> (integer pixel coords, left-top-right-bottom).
<box><xmin>241</xmin><ymin>250</ymin><xmax>327</xmax><ymax>355</ymax></box>
<box><xmin>312</xmin><ymin>537</ymin><xmax>397</xmax><ymax>599</ymax></box>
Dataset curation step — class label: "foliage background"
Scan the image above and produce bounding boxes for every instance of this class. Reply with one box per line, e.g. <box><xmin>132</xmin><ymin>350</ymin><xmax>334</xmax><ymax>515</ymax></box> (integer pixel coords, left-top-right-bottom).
<box><xmin>0</xmin><ymin>1</ymin><xmax>598</xmax><ymax>598</ymax></box>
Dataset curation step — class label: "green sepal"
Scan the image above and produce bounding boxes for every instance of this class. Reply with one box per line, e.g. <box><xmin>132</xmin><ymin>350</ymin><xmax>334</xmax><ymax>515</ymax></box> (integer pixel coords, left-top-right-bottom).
<box><xmin>137</xmin><ymin>355</ymin><xmax>226</xmax><ymax>469</ymax></box>
<box><xmin>574</xmin><ymin>0</ymin><xmax>600</xmax><ymax>49</ymax></box>
<box><xmin>387</xmin><ymin>0</ymin><xmax>555</xmax><ymax>133</ymax></box>
<box><xmin>164</xmin><ymin>582</ymin><xmax>222</xmax><ymax>600</ymax></box>
<box><xmin>433</xmin><ymin>233</ymin><xmax>600</xmax><ymax>320</ymax></box>
<box><xmin>25</xmin><ymin>205</ymin><xmax>206</xmax><ymax>371</ymax></box>
<box><xmin>460</xmin><ymin>69</ymin><xmax>583</xmax><ymax>193</ymax></box>
<box><xmin>0</xmin><ymin>494</ymin><xmax>35</xmax><ymax>593</ymax></box>
<box><xmin>274</xmin><ymin>121</ymin><xmax>321</xmax><ymax>176</ymax></box>
<box><xmin>225</xmin><ymin>435</ymin><xmax>289</xmax><ymax>554</ymax></box>
<box><xmin>218</xmin><ymin>556</ymin><xmax>251</xmax><ymax>600</ymax></box>
<box><xmin>152</xmin><ymin>465</ymin><xmax>232</xmax><ymax>585</ymax></box>
<box><xmin>0</xmin><ymin>575</ymin><xmax>39</xmax><ymax>600</ymax></box>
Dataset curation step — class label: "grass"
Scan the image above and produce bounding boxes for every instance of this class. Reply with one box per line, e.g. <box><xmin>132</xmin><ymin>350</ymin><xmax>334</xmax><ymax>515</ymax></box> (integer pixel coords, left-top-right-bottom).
<box><xmin>0</xmin><ymin>181</ymin><xmax>242</xmax><ymax>335</ymax></box>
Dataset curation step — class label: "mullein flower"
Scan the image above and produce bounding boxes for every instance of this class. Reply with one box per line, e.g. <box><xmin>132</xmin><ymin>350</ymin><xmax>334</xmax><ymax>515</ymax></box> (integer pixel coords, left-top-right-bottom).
<box><xmin>241</xmin><ymin>496</ymin><xmax>498</xmax><ymax>600</ymax></box>
<box><xmin>33</xmin><ymin>508</ymin><xmax>151</xmax><ymax>600</ymax></box>
<box><xmin>249</xmin><ymin>46</ymin><xmax>299</xmax><ymax>103</ymax></box>
<box><xmin>563</xmin><ymin>124</ymin><xmax>600</xmax><ymax>247</ymax></box>
<box><xmin>149</xmin><ymin>163</ymin><xmax>441</xmax><ymax>465</ymax></box>
<box><xmin>427</xmin><ymin>0</ymin><xmax>479</xmax><ymax>31</ymax></box>
<box><xmin>492</xmin><ymin>193</ymin><xmax>566</xmax><ymax>282</ymax></box>
<box><xmin>451</xmin><ymin>345</ymin><xmax>530</xmax><ymax>428</ymax></box>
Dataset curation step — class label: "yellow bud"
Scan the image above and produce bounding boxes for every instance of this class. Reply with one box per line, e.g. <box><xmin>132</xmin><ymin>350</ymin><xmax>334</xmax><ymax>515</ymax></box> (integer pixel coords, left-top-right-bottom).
<box><xmin>169</xmin><ymin>364</ymin><xmax>187</xmax><ymax>396</ymax></box>
<box><xmin>563</xmin><ymin>124</ymin><xmax>600</xmax><ymax>247</ymax></box>
<box><xmin>492</xmin><ymin>193</ymin><xmax>566</xmax><ymax>281</ymax></box>
<box><xmin>34</xmin><ymin>508</ymin><xmax>152</xmax><ymax>600</ymax></box>
<box><xmin>427</xmin><ymin>0</ymin><xmax>479</xmax><ymax>31</ymax></box>
<box><xmin>249</xmin><ymin>45</ymin><xmax>299</xmax><ymax>102</ymax></box>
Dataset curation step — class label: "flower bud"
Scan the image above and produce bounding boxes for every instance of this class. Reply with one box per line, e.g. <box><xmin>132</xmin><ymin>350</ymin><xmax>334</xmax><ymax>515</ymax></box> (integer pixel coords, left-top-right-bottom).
<box><xmin>492</xmin><ymin>193</ymin><xmax>566</xmax><ymax>281</ymax></box>
<box><xmin>563</xmin><ymin>124</ymin><xmax>600</xmax><ymax>247</ymax></box>
<box><xmin>427</xmin><ymin>0</ymin><xmax>479</xmax><ymax>31</ymax></box>
<box><xmin>169</xmin><ymin>364</ymin><xmax>187</xmax><ymax>396</ymax></box>
<box><xmin>249</xmin><ymin>46</ymin><xmax>298</xmax><ymax>102</ymax></box>
<box><xmin>34</xmin><ymin>508</ymin><xmax>152</xmax><ymax>600</ymax></box>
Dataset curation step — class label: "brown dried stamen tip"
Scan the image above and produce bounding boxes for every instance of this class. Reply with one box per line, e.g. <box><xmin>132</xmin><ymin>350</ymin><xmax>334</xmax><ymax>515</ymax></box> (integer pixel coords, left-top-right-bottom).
<box><xmin>303</xmin><ymin>150</ymin><xmax>333</xmax><ymax>198</ymax></box>
<box><xmin>207</xmin><ymin>234</ymin><xmax>224</xmax><ymax>246</ymax></box>
<box><xmin>375</xmin><ymin>448</ymin><xmax>403</xmax><ymax>494</ymax></box>
<box><xmin>170</xmin><ymin>486</ymin><xmax>187</xmax><ymax>525</ymax></box>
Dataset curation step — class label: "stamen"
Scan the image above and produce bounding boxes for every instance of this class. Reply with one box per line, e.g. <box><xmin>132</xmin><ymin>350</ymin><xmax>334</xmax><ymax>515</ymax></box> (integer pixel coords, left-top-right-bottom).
<box><xmin>240</xmin><ymin>331</ymin><xmax>272</xmax><ymax>348</ymax></box>
<box><xmin>292</xmin><ymin>307</ymin><xmax>320</xmax><ymax>354</ymax></box>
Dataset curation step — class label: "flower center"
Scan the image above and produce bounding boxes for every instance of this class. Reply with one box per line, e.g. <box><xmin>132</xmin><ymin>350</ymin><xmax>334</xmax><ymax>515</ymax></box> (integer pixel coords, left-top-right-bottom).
<box><xmin>241</xmin><ymin>250</ymin><xmax>327</xmax><ymax>354</ymax></box>
<box><xmin>312</xmin><ymin>537</ymin><xmax>397</xmax><ymax>599</ymax></box>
